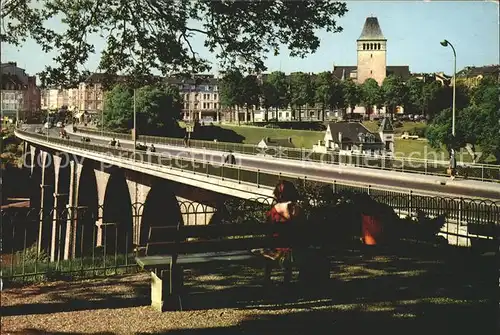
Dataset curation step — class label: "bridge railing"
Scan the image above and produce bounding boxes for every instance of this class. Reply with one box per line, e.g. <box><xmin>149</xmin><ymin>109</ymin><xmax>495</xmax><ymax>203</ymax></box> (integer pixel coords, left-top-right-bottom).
<box><xmin>75</xmin><ymin>127</ymin><xmax>500</xmax><ymax>182</ymax></box>
<box><xmin>19</xmin><ymin>129</ymin><xmax>500</xmax><ymax>228</ymax></box>
<box><xmin>2</xmin><ymin>193</ymin><xmax>498</xmax><ymax>284</ymax></box>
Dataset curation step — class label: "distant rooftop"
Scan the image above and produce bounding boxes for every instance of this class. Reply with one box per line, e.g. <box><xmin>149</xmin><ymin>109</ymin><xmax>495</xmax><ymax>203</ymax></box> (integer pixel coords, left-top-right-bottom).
<box><xmin>358</xmin><ymin>17</ymin><xmax>386</xmax><ymax>41</ymax></box>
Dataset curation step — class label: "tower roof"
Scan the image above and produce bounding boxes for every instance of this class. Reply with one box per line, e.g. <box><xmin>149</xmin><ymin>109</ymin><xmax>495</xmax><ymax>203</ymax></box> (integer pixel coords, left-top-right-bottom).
<box><xmin>379</xmin><ymin>116</ymin><xmax>394</xmax><ymax>133</ymax></box>
<box><xmin>358</xmin><ymin>17</ymin><xmax>385</xmax><ymax>40</ymax></box>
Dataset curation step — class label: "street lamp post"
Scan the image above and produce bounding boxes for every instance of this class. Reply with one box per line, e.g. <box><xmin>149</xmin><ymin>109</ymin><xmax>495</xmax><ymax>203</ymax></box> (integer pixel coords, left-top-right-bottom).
<box><xmin>16</xmin><ymin>93</ymin><xmax>21</xmax><ymax>129</ymax></box>
<box><xmin>133</xmin><ymin>88</ymin><xmax>137</xmax><ymax>158</ymax></box>
<box><xmin>440</xmin><ymin>39</ymin><xmax>457</xmax><ymax>137</ymax></box>
<box><xmin>101</xmin><ymin>92</ymin><xmax>105</xmax><ymax>137</ymax></box>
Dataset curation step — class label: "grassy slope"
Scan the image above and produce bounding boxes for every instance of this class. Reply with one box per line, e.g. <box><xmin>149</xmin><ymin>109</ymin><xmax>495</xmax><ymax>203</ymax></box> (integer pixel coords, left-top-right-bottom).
<box><xmin>219</xmin><ymin>123</ymin><xmax>456</xmax><ymax>160</ymax></box>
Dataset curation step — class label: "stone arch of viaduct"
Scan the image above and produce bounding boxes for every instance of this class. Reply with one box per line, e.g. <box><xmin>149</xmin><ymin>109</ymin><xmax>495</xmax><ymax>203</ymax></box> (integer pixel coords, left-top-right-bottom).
<box><xmin>24</xmin><ymin>143</ymin><xmax>230</xmax><ymax>261</ymax></box>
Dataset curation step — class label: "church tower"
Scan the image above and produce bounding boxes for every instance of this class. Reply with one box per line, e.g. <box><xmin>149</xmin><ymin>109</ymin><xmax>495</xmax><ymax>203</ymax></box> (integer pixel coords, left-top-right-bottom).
<box><xmin>356</xmin><ymin>17</ymin><xmax>387</xmax><ymax>85</ymax></box>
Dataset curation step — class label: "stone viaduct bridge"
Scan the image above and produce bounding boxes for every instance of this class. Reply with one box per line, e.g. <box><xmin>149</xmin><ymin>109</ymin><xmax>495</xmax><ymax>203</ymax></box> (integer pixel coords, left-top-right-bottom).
<box><xmin>14</xmin><ymin>129</ymin><xmax>500</xmax><ymax>263</ymax></box>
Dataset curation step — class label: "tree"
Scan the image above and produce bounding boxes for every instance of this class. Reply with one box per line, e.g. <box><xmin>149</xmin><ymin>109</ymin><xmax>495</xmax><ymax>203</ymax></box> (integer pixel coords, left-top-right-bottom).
<box><xmin>330</xmin><ymin>78</ymin><xmax>346</xmax><ymax>114</ymax></box>
<box><xmin>260</xmin><ymin>81</ymin><xmax>277</xmax><ymax>122</ymax></box>
<box><xmin>360</xmin><ymin>78</ymin><xmax>383</xmax><ymax>116</ymax></box>
<box><xmin>219</xmin><ymin>69</ymin><xmax>244</xmax><ymax>123</ymax></box>
<box><xmin>381</xmin><ymin>75</ymin><xmax>407</xmax><ymax>116</ymax></box>
<box><xmin>265</xmin><ymin>71</ymin><xmax>289</xmax><ymax>119</ymax></box>
<box><xmin>241</xmin><ymin>75</ymin><xmax>261</xmax><ymax>122</ymax></box>
<box><xmin>289</xmin><ymin>72</ymin><xmax>313</xmax><ymax>121</ymax></box>
<box><xmin>426</xmin><ymin>77</ymin><xmax>499</xmax><ymax>162</ymax></box>
<box><xmin>342</xmin><ymin>79</ymin><xmax>361</xmax><ymax>116</ymax></box>
<box><xmin>103</xmin><ymin>84</ymin><xmax>182</xmax><ymax>136</ymax></box>
<box><xmin>422</xmin><ymin>80</ymin><xmax>444</xmax><ymax>118</ymax></box>
<box><xmin>314</xmin><ymin>72</ymin><xmax>334</xmax><ymax>121</ymax></box>
<box><xmin>426</xmin><ymin>108</ymin><xmax>467</xmax><ymax>153</ymax></box>
<box><xmin>103</xmin><ymin>84</ymin><xmax>134</xmax><ymax>133</ymax></box>
<box><xmin>405</xmin><ymin>77</ymin><xmax>425</xmax><ymax>116</ymax></box>
<box><xmin>162</xmin><ymin>84</ymin><xmax>183</xmax><ymax>120</ymax></box>
<box><xmin>3</xmin><ymin>1</ymin><xmax>348</xmax><ymax>87</ymax></box>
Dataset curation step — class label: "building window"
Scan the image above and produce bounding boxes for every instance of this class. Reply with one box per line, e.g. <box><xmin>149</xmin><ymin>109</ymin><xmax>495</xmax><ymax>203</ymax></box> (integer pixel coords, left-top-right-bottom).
<box><xmin>371</xmin><ymin>54</ymin><xmax>373</xmax><ymax>58</ymax></box>
<box><xmin>378</xmin><ymin>43</ymin><xmax>381</xmax><ymax>50</ymax></box>
<box><xmin>214</xmin><ymin>94</ymin><xmax>218</xmax><ymax>100</ymax></box>
<box><xmin>279</xmin><ymin>112</ymin><xmax>282</xmax><ymax>118</ymax></box>
<box><xmin>370</xmin><ymin>70</ymin><xmax>373</xmax><ymax>74</ymax></box>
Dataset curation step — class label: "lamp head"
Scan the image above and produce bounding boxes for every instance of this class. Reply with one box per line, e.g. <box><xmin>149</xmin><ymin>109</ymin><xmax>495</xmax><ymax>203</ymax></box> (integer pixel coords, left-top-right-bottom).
<box><xmin>440</xmin><ymin>40</ymin><xmax>449</xmax><ymax>47</ymax></box>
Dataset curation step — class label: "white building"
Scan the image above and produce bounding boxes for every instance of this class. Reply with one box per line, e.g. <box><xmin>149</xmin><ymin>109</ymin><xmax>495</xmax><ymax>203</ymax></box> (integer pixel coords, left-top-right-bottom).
<box><xmin>312</xmin><ymin>117</ymin><xmax>394</xmax><ymax>156</ymax></box>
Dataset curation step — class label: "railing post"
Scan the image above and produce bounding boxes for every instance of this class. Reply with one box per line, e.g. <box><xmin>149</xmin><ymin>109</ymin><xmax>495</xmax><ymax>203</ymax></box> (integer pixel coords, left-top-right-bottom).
<box><xmin>424</xmin><ymin>159</ymin><xmax>428</xmax><ymax>175</ymax></box>
<box><xmin>481</xmin><ymin>166</ymin><xmax>484</xmax><ymax>181</ymax></box>
<box><xmin>408</xmin><ymin>190</ymin><xmax>413</xmax><ymax>215</ymax></box>
<box><xmin>237</xmin><ymin>166</ymin><xmax>241</xmax><ymax>183</ymax></box>
<box><xmin>367</xmin><ymin>185</ymin><xmax>371</xmax><ymax>195</ymax></box>
<box><xmin>257</xmin><ymin>169</ymin><xmax>260</xmax><ymax>188</ymax></box>
<box><xmin>221</xmin><ymin>164</ymin><xmax>224</xmax><ymax>180</ymax></box>
<box><xmin>332</xmin><ymin>181</ymin><xmax>336</xmax><ymax>194</ymax></box>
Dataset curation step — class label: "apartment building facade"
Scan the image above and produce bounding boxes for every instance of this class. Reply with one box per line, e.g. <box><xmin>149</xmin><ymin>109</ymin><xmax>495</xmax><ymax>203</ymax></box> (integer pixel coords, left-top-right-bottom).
<box><xmin>1</xmin><ymin>62</ymin><xmax>41</xmax><ymax>121</ymax></box>
<box><xmin>166</xmin><ymin>75</ymin><xmax>221</xmax><ymax>122</ymax></box>
<box><xmin>41</xmin><ymin>75</ymin><xmax>104</xmax><ymax>120</ymax></box>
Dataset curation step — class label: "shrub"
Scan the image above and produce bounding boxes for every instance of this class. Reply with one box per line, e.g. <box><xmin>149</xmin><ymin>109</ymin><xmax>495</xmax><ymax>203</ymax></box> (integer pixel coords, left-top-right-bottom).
<box><xmin>16</xmin><ymin>243</ymin><xmax>49</xmax><ymax>264</ymax></box>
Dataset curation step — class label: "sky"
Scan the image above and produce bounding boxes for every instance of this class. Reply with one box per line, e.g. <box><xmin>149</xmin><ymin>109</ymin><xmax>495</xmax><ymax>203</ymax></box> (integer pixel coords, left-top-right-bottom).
<box><xmin>1</xmin><ymin>1</ymin><xmax>499</xmax><ymax>78</ymax></box>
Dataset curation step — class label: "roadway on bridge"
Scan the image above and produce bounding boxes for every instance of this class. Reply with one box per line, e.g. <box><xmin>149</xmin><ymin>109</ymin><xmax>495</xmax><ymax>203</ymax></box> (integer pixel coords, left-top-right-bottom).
<box><xmin>26</xmin><ymin>125</ymin><xmax>500</xmax><ymax>200</ymax></box>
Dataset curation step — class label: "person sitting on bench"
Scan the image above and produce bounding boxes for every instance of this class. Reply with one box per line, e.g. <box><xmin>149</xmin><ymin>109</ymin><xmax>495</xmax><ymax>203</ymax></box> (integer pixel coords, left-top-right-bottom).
<box><xmin>253</xmin><ymin>180</ymin><xmax>302</xmax><ymax>262</ymax></box>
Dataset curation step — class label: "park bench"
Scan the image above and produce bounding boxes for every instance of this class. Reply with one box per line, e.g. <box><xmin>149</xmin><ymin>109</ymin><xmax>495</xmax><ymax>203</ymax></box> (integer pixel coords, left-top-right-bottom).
<box><xmin>135</xmin><ymin>221</ymin><xmax>328</xmax><ymax>312</ymax></box>
<box><xmin>467</xmin><ymin>221</ymin><xmax>499</xmax><ymax>254</ymax></box>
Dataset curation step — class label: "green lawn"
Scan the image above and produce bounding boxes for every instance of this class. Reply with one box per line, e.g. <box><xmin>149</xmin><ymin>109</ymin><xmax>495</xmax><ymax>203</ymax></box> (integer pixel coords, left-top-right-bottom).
<box><xmin>179</xmin><ymin>121</ymin><xmax>493</xmax><ymax>163</ymax></box>
<box><xmin>220</xmin><ymin>124</ymin><xmax>324</xmax><ymax>148</ymax></box>
<box><xmin>363</xmin><ymin>120</ymin><xmax>428</xmax><ymax>135</ymax></box>
<box><xmin>219</xmin><ymin>123</ymin><xmax>459</xmax><ymax>160</ymax></box>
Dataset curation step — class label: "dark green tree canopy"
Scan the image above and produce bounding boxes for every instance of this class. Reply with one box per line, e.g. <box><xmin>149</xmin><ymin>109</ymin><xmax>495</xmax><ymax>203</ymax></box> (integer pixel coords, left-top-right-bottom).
<box><xmin>103</xmin><ymin>84</ymin><xmax>182</xmax><ymax>137</ymax></box>
<box><xmin>342</xmin><ymin>79</ymin><xmax>361</xmax><ymax>111</ymax></box>
<box><xmin>381</xmin><ymin>75</ymin><xmax>407</xmax><ymax>114</ymax></box>
<box><xmin>426</xmin><ymin>77</ymin><xmax>499</xmax><ymax>162</ymax></box>
<box><xmin>219</xmin><ymin>69</ymin><xmax>244</xmax><ymax>109</ymax></box>
<box><xmin>360</xmin><ymin>78</ymin><xmax>383</xmax><ymax>114</ymax></box>
<box><xmin>3</xmin><ymin>0</ymin><xmax>347</xmax><ymax>87</ymax></box>
<box><xmin>265</xmin><ymin>71</ymin><xmax>289</xmax><ymax>110</ymax></box>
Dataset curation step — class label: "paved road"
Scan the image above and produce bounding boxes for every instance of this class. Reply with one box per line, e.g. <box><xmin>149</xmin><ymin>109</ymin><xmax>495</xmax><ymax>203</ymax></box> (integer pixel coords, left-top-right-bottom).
<box><xmin>22</xmin><ymin>125</ymin><xmax>500</xmax><ymax>200</ymax></box>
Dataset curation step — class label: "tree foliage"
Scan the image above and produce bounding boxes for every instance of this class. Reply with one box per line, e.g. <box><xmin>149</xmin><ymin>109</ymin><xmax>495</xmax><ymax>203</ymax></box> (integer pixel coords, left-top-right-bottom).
<box><xmin>360</xmin><ymin>78</ymin><xmax>383</xmax><ymax>115</ymax></box>
<box><xmin>2</xmin><ymin>0</ymin><xmax>348</xmax><ymax>87</ymax></box>
<box><xmin>342</xmin><ymin>79</ymin><xmax>361</xmax><ymax>114</ymax></box>
<box><xmin>381</xmin><ymin>75</ymin><xmax>407</xmax><ymax>115</ymax></box>
<box><xmin>289</xmin><ymin>72</ymin><xmax>314</xmax><ymax>120</ymax></box>
<box><xmin>103</xmin><ymin>84</ymin><xmax>182</xmax><ymax>136</ymax></box>
<box><xmin>314</xmin><ymin>71</ymin><xmax>333</xmax><ymax>120</ymax></box>
<box><xmin>240</xmin><ymin>75</ymin><xmax>261</xmax><ymax>122</ymax></box>
<box><xmin>219</xmin><ymin>69</ymin><xmax>244</xmax><ymax>110</ymax></box>
<box><xmin>426</xmin><ymin>77</ymin><xmax>499</xmax><ymax>162</ymax></box>
<box><xmin>265</xmin><ymin>71</ymin><xmax>289</xmax><ymax>111</ymax></box>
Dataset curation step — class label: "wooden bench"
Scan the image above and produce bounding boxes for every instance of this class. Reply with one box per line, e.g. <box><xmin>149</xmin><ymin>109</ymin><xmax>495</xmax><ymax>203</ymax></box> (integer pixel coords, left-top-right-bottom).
<box><xmin>135</xmin><ymin>221</ymin><xmax>325</xmax><ymax>312</ymax></box>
